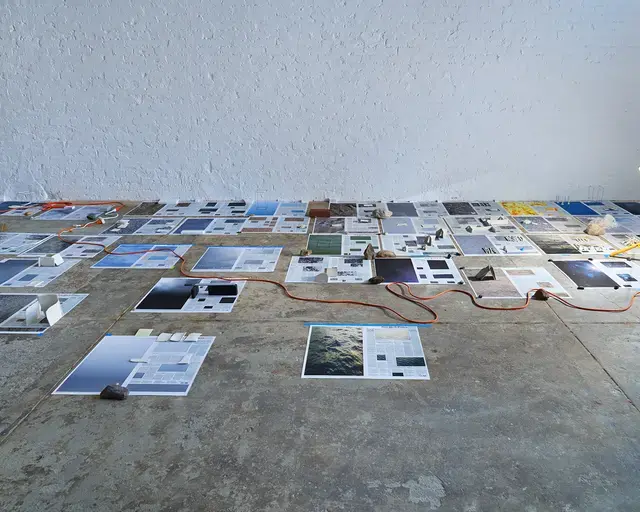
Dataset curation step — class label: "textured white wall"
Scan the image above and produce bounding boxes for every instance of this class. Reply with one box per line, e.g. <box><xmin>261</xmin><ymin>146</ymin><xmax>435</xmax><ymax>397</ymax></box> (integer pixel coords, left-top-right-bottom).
<box><xmin>1</xmin><ymin>1</ymin><xmax>639</xmax><ymax>201</ymax></box>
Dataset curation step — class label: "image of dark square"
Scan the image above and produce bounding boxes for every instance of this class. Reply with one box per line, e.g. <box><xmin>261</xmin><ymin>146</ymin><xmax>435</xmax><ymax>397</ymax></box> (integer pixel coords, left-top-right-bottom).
<box><xmin>137</xmin><ymin>279</ymin><xmax>200</xmax><ymax>310</ymax></box>
<box><xmin>552</xmin><ymin>260</ymin><xmax>619</xmax><ymax>288</ymax></box>
<box><xmin>174</xmin><ymin>218</ymin><xmax>213</xmax><ymax>234</ymax></box>
<box><xmin>427</xmin><ymin>259</ymin><xmax>449</xmax><ymax>270</ymax></box>
<box><xmin>618</xmin><ymin>274</ymin><xmax>637</xmax><ymax>282</ymax></box>
<box><xmin>375</xmin><ymin>258</ymin><xmax>418</xmax><ymax>283</ymax></box>
<box><xmin>614</xmin><ymin>202</ymin><xmax>640</xmax><ymax>215</ymax></box>
<box><xmin>228</xmin><ymin>201</ymin><xmax>247</xmax><ymax>207</ymax></box>
<box><xmin>219</xmin><ymin>297</ymin><xmax>236</xmax><ymax>303</ymax></box>
<box><xmin>443</xmin><ymin>202</ymin><xmax>477</xmax><ymax>215</ymax></box>
<box><xmin>303</xmin><ymin>326</ymin><xmax>364</xmax><ymax>376</ymax></box>
<box><xmin>377</xmin><ymin>354</ymin><xmax>386</xmax><ymax>361</ymax></box>
<box><xmin>387</xmin><ymin>203</ymin><xmax>418</xmax><ymax>217</ymax></box>
<box><xmin>396</xmin><ymin>357</ymin><xmax>426</xmax><ymax>366</ymax></box>
<box><xmin>392</xmin><ymin>372</ymin><xmax>404</xmax><ymax>377</ymax></box>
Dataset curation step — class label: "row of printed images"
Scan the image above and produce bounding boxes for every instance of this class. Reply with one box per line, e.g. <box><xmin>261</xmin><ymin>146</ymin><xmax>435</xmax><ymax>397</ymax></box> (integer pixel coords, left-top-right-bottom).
<box><xmin>0</xmin><ymin>201</ymin><xmax>307</xmax><ymax>220</ymax></box>
<box><xmin>50</xmin><ymin>325</ymin><xmax>431</xmax><ymax>398</ymax></box>
<box><xmin>104</xmin><ymin>211</ymin><xmax>640</xmax><ymax>239</ymax></box>
<box><xmin>3</xmin><ymin>251</ymin><xmax>637</xmax><ymax>336</ymax></box>
<box><xmin>2</xmin><ymin>236</ymin><xmax>639</xmax><ymax>292</ymax></box>
<box><xmin>3</xmin><ymin>199</ymin><xmax>640</xmax><ymax>221</ymax></box>
<box><xmin>304</xmin><ymin>231</ymin><xmax>639</xmax><ymax>258</ymax></box>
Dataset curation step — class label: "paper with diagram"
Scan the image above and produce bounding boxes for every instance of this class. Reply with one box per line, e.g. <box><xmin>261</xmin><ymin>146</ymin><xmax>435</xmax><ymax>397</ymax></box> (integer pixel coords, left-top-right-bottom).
<box><xmin>53</xmin><ymin>334</ymin><xmax>215</xmax><ymax>396</ymax></box>
<box><xmin>134</xmin><ymin>278</ymin><xmax>245</xmax><ymax>313</ymax></box>
<box><xmin>92</xmin><ymin>244</ymin><xmax>191</xmax><ymax>269</ymax></box>
<box><xmin>286</xmin><ymin>256</ymin><xmax>372</xmax><ymax>283</ymax></box>
<box><xmin>192</xmin><ymin>246</ymin><xmax>282</xmax><ymax>272</ymax></box>
<box><xmin>302</xmin><ymin>324</ymin><xmax>429</xmax><ymax>380</ymax></box>
<box><xmin>0</xmin><ymin>258</ymin><xmax>80</xmax><ymax>287</ymax></box>
<box><xmin>374</xmin><ymin>257</ymin><xmax>462</xmax><ymax>284</ymax></box>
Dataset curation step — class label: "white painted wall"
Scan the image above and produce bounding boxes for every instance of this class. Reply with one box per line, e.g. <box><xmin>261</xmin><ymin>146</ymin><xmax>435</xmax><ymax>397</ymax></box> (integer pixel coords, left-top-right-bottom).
<box><xmin>1</xmin><ymin>1</ymin><xmax>639</xmax><ymax>201</ymax></box>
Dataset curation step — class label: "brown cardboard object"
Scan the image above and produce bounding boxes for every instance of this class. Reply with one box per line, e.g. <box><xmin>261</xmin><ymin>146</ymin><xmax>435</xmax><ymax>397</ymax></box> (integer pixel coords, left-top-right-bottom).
<box><xmin>307</xmin><ymin>201</ymin><xmax>330</xmax><ymax>217</ymax></box>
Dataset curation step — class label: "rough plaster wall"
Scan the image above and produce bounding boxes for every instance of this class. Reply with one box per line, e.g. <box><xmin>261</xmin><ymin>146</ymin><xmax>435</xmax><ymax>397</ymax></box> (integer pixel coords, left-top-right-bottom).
<box><xmin>1</xmin><ymin>1</ymin><xmax>639</xmax><ymax>201</ymax></box>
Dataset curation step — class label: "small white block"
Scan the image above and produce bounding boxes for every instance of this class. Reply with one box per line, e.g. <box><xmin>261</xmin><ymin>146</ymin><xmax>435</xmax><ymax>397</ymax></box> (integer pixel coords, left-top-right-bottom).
<box><xmin>184</xmin><ymin>333</ymin><xmax>202</xmax><ymax>342</ymax></box>
<box><xmin>39</xmin><ymin>254</ymin><xmax>64</xmax><ymax>267</ymax></box>
<box><xmin>157</xmin><ymin>332</ymin><xmax>172</xmax><ymax>342</ymax></box>
<box><xmin>135</xmin><ymin>329</ymin><xmax>154</xmax><ymax>337</ymax></box>
<box><xmin>170</xmin><ymin>332</ymin><xmax>186</xmax><ymax>342</ymax></box>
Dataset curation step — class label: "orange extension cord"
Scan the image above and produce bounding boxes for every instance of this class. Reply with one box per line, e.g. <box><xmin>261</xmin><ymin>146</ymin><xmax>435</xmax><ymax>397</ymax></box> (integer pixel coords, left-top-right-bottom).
<box><xmin>4</xmin><ymin>200</ymin><xmax>640</xmax><ymax>324</ymax></box>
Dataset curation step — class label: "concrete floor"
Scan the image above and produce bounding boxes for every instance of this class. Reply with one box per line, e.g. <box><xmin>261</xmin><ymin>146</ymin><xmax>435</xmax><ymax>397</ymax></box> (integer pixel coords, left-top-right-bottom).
<box><xmin>0</xmin><ymin>207</ymin><xmax>639</xmax><ymax>511</ymax></box>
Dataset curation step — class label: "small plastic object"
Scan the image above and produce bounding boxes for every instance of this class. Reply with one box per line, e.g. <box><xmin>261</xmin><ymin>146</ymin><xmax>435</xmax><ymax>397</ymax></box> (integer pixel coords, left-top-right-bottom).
<box><xmin>435</xmin><ymin>228</ymin><xmax>444</xmax><ymax>240</ymax></box>
<box><xmin>100</xmin><ymin>384</ymin><xmax>129</xmax><ymax>400</ymax></box>
<box><xmin>190</xmin><ymin>285</ymin><xmax>199</xmax><ymax>298</ymax></box>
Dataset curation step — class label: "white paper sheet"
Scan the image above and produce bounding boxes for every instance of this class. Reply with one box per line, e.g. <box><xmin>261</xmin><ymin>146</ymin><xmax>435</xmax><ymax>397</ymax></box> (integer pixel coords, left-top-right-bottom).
<box><xmin>274</xmin><ymin>216</ymin><xmax>310</xmax><ymax>234</ymax></box>
<box><xmin>134</xmin><ymin>277</ymin><xmax>246</xmax><ymax>313</ymax></box>
<box><xmin>0</xmin><ymin>233</ymin><xmax>53</xmax><ymax>255</ymax></box>
<box><xmin>374</xmin><ymin>257</ymin><xmax>463</xmax><ymax>285</ymax></box>
<box><xmin>53</xmin><ymin>335</ymin><xmax>215</xmax><ymax>396</ymax></box>
<box><xmin>414</xmin><ymin>201</ymin><xmax>448</xmax><ymax>216</ymax></box>
<box><xmin>274</xmin><ymin>202</ymin><xmax>308</xmax><ymax>217</ymax></box>
<box><xmin>192</xmin><ymin>246</ymin><xmax>282</xmax><ymax>272</ymax></box>
<box><xmin>154</xmin><ymin>201</ymin><xmax>249</xmax><ymax>217</ymax></box>
<box><xmin>306</xmin><ymin>234</ymin><xmax>380</xmax><ymax>256</ymax></box>
<box><xmin>453</xmin><ymin>234</ymin><xmax>540</xmax><ymax>256</ymax></box>
<box><xmin>92</xmin><ymin>244</ymin><xmax>191</xmax><ymax>269</ymax></box>
<box><xmin>286</xmin><ymin>256</ymin><xmax>372</xmax><ymax>283</ymax></box>
<box><xmin>444</xmin><ymin>215</ymin><xmax>520</xmax><ymax>235</ymax></box>
<box><xmin>588</xmin><ymin>259</ymin><xmax>640</xmax><ymax>289</ymax></box>
<box><xmin>241</xmin><ymin>216</ymin><xmax>279</xmax><ymax>233</ymax></box>
<box><xmin>0</xmin><ymin>258</ymin><xmax>80</xmax><ymax>287</ymax></box>
<box><xmin>502</xmin><ymin>267</ymin><xmax>571</xmax><ymax>298</ymax></box>
<box><xmin>171</xmin><ymin>217</ymin><xmax>246</xmax><ymax>235</ymax></box>
<box><xmin>301</xmin><ymin>324</ymin><xmax>429</xmax><ymax>380</ymax></box>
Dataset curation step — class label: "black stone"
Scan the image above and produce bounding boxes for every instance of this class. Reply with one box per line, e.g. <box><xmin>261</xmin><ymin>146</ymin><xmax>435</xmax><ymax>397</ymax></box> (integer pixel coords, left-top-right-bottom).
<box><xmin>100</xmin><ymin>384</ymin><xmax>129</xmax><ymax>400</ymax></box>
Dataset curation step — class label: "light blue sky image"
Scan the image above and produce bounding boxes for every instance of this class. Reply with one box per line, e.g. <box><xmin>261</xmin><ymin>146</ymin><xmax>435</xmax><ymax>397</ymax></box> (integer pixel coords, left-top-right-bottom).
<box><xmin>55</xmin><ymin>336</ymin><xmax>155</xmax><ymax>394</ymax></box>
<box><xmin>246</xmin><ymin>201</ymin><xmax>279</xmax><ymax>216</ymax></box>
